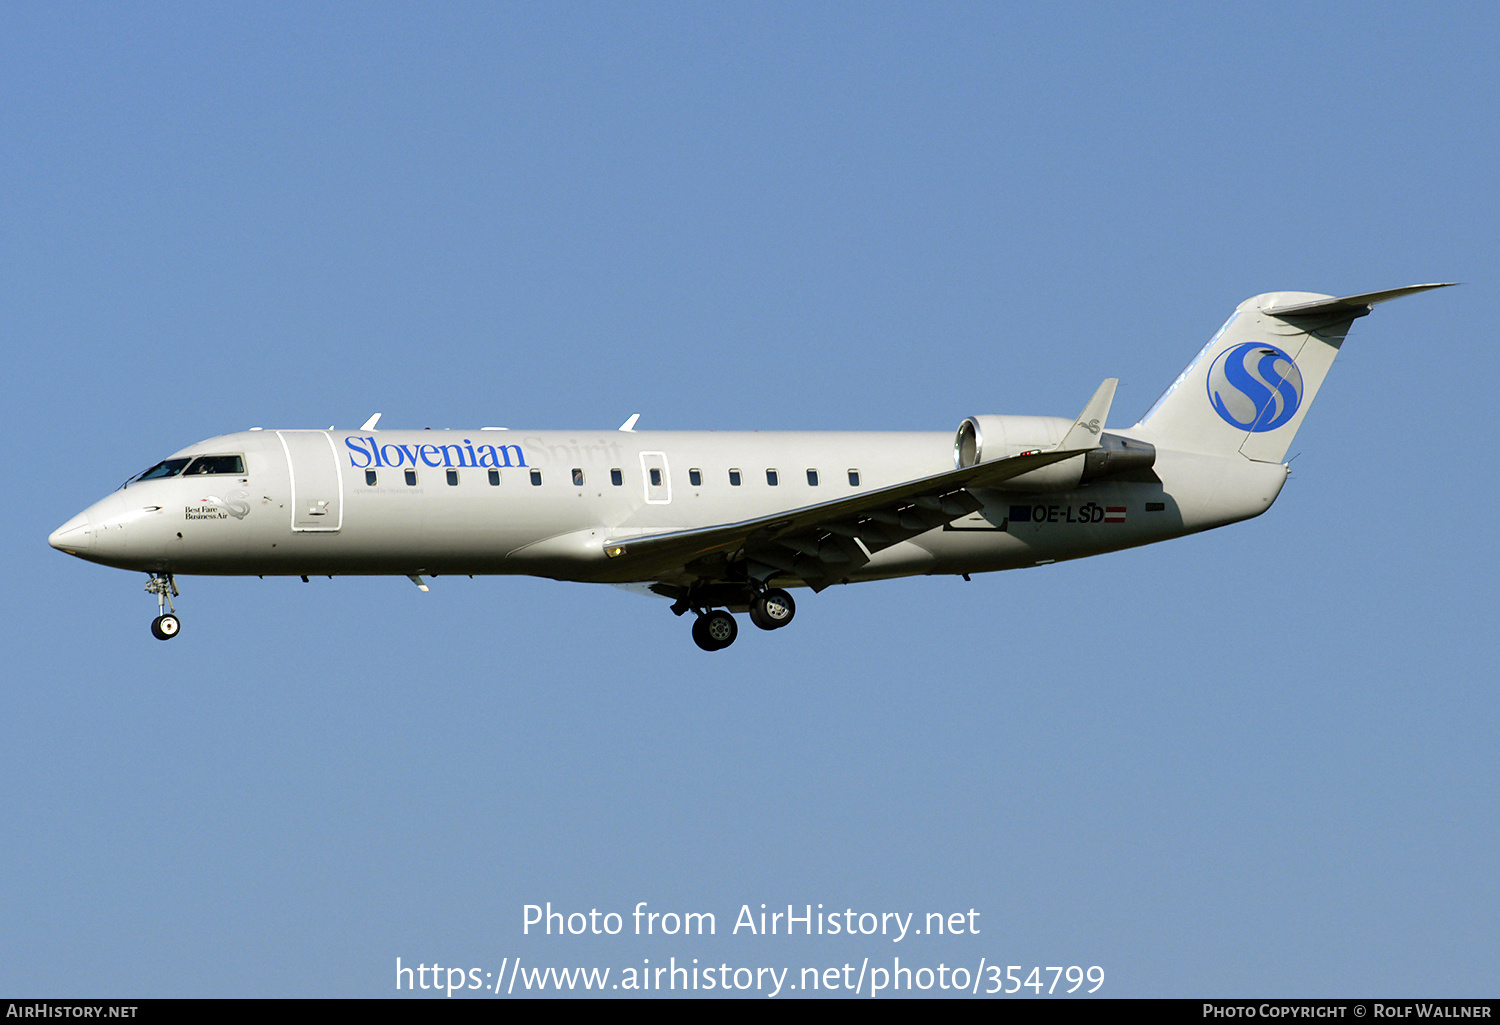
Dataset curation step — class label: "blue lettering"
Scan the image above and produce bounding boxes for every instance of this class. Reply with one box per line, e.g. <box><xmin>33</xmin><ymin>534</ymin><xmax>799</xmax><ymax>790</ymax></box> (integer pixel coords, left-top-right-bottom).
<box><xmin>479</xmin><ymin>444</ymin><xmax>526</xmax><ymax>467</ymax></box>
<box><xmin>346</xmin><ymin>437</ymin><xmax>529</xmax><ymax>470</ymax></box>
<box><xmin>345</xmin><ymin>437</ymin><xmax>372</xmax><ymax>468</ymax></box>
<box><xmin>439</xmin><ymin>444</ymin><xmax>473</xmax><ymax>467</ymax></box>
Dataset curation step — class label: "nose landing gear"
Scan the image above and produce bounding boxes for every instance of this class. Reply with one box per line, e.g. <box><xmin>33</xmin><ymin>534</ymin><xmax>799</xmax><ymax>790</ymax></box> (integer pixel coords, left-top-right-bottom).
<box><xmin>145</xmin><ymin>573</ymin><xmax>181</xmax><ymax>640</ymax></box>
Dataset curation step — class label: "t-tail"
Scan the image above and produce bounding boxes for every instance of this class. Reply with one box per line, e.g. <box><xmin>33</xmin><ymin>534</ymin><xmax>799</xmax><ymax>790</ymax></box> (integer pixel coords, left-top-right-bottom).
<box><xmin>1134</xmin><ymin>283</ymin><xmax>1454</xmax><ymax>462</ymax></box>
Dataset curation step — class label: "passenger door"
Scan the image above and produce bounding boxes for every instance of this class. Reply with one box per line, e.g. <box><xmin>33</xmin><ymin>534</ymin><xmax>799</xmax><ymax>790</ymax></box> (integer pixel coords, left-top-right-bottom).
<box><xmin>277</xmin><ymin>431</ymin><xmax>344</xmax><ymax>531</ymax></box>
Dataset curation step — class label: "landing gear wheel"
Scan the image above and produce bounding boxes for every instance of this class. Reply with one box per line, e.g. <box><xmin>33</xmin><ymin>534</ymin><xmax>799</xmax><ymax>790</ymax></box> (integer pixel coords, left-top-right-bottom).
<box><xmin>692</xmin><ymin>610</ymin><xmax>738</xmax><ymax>651</ymax></box>
<box><xmin>145</xmin><ymin>574</ymin><xmax>181</xmax><ymax>640</ymax></box>
<box><xmin>749</xmin><ymin>588</ymin><xmax>796</xmax><ymax>630</ymax></box>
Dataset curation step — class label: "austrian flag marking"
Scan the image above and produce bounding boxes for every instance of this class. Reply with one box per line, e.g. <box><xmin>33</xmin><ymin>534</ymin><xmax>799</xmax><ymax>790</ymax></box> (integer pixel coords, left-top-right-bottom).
<box><xmin>1104</xmin><ymin>506</ymin><xmax>1127</xmax><ymax>524</ymax></box>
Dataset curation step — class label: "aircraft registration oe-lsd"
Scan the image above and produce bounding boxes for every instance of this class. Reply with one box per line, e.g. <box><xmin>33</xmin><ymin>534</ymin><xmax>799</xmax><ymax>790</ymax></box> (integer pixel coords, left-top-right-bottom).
<box><xmin>51</xmin><ymin>283</ymin><xmax>1451</xmax><ymax>650</ymax></box>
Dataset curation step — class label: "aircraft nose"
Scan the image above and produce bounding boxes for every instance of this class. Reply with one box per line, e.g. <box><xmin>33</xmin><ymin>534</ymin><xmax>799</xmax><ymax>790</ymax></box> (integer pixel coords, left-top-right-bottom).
<box><xmin>49</xmin><ymin>511</ymin><xmax>94</xmax><ymax>554</ymax></box>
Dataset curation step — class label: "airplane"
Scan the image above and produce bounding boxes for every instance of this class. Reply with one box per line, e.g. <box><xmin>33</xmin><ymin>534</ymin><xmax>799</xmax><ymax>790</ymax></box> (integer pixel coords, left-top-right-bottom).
<box><xmin>49</xmin><ymin>283</ymin><xmax>1452</xmax><ymax>650</ymax></box>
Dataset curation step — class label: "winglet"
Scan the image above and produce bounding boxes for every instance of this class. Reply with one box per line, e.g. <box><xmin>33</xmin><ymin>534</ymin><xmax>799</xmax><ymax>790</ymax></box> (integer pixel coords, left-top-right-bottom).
<box><xmin>361</xmin><ymin>412</ymin><xmax>382</xmax><ymax>431</ymax></box>
<box><xmin>619</xmin><ymin>413</ymin><xmax>641</xmax><ymax>432</ymax></box>
<box><xmin>1056</xmin><ymin>378</ymin><xmax>1117</xmax><ymax>451</ymax></box>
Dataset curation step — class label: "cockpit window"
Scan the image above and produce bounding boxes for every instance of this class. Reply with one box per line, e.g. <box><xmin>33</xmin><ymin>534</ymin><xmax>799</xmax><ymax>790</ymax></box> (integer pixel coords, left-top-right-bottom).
<box><xmin>183</xmin><ymin>454</ymin><xmax>246</xmax><ymax>476</ymax></box>
<box><xmin>132</xmin><ymin>458</ymin><xmax>191</xmax><ymax>483</ymax></box>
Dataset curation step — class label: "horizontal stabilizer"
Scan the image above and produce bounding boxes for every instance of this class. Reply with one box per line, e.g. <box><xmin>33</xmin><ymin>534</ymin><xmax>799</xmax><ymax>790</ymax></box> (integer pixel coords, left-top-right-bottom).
<box><xmin>1263</xmin><ymin>282</ymin><xmax>1457</xmax><ymax>319</ymax></box>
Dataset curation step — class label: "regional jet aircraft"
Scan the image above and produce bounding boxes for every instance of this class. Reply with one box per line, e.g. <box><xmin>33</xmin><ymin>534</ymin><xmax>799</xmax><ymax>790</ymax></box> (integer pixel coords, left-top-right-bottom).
<box><xmin>50</xmin><ymin>284</ymin><xmax>1451</xmax><ymax>649</ymax></box>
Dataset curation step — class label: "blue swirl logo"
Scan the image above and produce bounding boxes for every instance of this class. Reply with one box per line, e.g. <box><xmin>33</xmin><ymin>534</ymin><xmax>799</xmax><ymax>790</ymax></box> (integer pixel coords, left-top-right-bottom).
<box><xmin>1206</xmin><ymin>342</ymin><xmax>1303</xmax><ymax>432</ymax></box>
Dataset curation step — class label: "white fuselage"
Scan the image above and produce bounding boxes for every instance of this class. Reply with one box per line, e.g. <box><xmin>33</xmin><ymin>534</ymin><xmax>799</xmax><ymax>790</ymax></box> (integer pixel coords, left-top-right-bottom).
<box><xmin>51</xmin><ymin>426</ymin><xmax>1288</xmax><ymax>588</ymax></box>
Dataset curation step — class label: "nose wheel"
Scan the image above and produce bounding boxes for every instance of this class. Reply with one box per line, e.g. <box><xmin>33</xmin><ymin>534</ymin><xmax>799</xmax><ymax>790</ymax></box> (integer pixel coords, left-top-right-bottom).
<box><xmin>145</xmin><ymin>573</ymin><xmax>181</xmax><ymax>640</ymax></box>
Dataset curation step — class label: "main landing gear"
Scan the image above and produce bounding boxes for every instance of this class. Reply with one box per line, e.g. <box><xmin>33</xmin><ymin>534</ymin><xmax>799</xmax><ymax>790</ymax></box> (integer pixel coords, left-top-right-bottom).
<box><xmin>688</xmin><ymin>587</ymin><xmax>796</xmax><ymax>651</ymax></box>
<box><xmin>145</xmin><ymin>573</ymin><xmax>181</xmax><ymax>640</ymax></box>
<box><xmin>749</xmin><ymin>588</ymin><xmax>796</xmax><ymax>632</ymax></box>
<box><xmin>691</xmin><ymin>610</ymin><xmax>738</xmax><ymax>651</ymax></box>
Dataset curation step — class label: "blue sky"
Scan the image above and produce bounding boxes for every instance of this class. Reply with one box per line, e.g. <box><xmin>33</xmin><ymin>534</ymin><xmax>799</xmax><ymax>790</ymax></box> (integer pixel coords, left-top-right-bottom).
<box><xmin>4</xmin><ymin>2</ymin><xmax>1496</xmax><ymax>998</ymax></box>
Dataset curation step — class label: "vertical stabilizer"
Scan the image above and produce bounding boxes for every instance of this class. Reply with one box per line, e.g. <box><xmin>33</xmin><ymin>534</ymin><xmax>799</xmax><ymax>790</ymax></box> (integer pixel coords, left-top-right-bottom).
<box><xmin>1134</xmin><ymin>284</ymin><xmax>1452</xmax><ymax>462</ymax></box>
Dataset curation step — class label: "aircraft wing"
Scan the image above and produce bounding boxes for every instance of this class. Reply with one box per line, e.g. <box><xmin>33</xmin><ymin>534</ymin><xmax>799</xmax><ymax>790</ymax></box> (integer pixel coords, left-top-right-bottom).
<box><xmin>602</xmin><ymin>379</ymin><xmax>1117</xmax><ymax>589</ymax></box>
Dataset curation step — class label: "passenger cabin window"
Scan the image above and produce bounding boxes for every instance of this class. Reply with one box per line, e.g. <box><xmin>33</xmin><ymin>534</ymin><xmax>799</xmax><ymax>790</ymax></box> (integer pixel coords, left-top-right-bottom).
<box><xmin>806</xmin><ymin>469</ymin><xmax>819</xmax><ymax>486</ymax></box>
<box><xmin>766</xmin><ymin>469</ymin><xmax>779</xmax><ymax>486</ymax></box>
<box><xmin>689</xmin><ymin>468</ymin><xmax>702</xmax><ymax>487</ymax></box>
<box><xmin>572</xmin><ymin>468</ymin><xmax>585</xmax><ymax>486</ymax></box>
<box><xmin>488</xmin><ymin>469</ymin><xmax>502</xmax><ymax>486</ymax></box>
<box><xmin>649</xmin><ymin>468</ymin><xmax>662</xmax><ymax>487</ymax></box>
<box><xmin>848</xmin><ymin>469</ymin><xmax>860</xmax><ymax>486</ymax></box>
<box><xmin>729</xmin><ymin>469</ymin><xmax>742</xmax><ymax>486</ymax></box>
<box><xmin>404</xmin><ymin>469</ymin><xmax>417</xmax><ymax>486</ymax></box>
<box><xmin>610</xmin><ymin>468</ymin><xmax>623</xmax><ymax>486</ymax></box>
<box><xmin>183</xmin><ymin>454</ymin><xmax>246</xmax><ymax>476</ymax></box>
<box><xmin>446</xmin><ymin>468</ymin><xmax>459</xmax><ymax>486</ymax></box>
<box><xmin>530</xmin><ymin>469</ymin><xmax>543</xmax><ymax>486</ymax></box>
<box><xmin>365</xmin><ymin>469</ymin><xmax>378</xmax><ymax>486</ymax></box>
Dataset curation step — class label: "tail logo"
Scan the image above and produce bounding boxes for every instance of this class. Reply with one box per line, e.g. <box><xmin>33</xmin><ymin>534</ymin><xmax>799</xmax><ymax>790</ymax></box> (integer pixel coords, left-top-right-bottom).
<box><xmin>1206</xmin><ymin>342</ymin><xmax>1303</xmax><ymax>432</ymax></box>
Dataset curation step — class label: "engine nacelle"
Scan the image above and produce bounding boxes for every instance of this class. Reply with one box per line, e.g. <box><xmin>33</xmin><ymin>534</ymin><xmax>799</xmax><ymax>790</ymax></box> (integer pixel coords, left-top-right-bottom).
<box><xmin>955</xmin><ymin>416</ymin><xmax>1155</xmax><ymax>492</ymax></box>
<box><xmin>955</xmin><ymin>414</ymin><xmax>1081</xmax><ymax>491</ymax></box>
